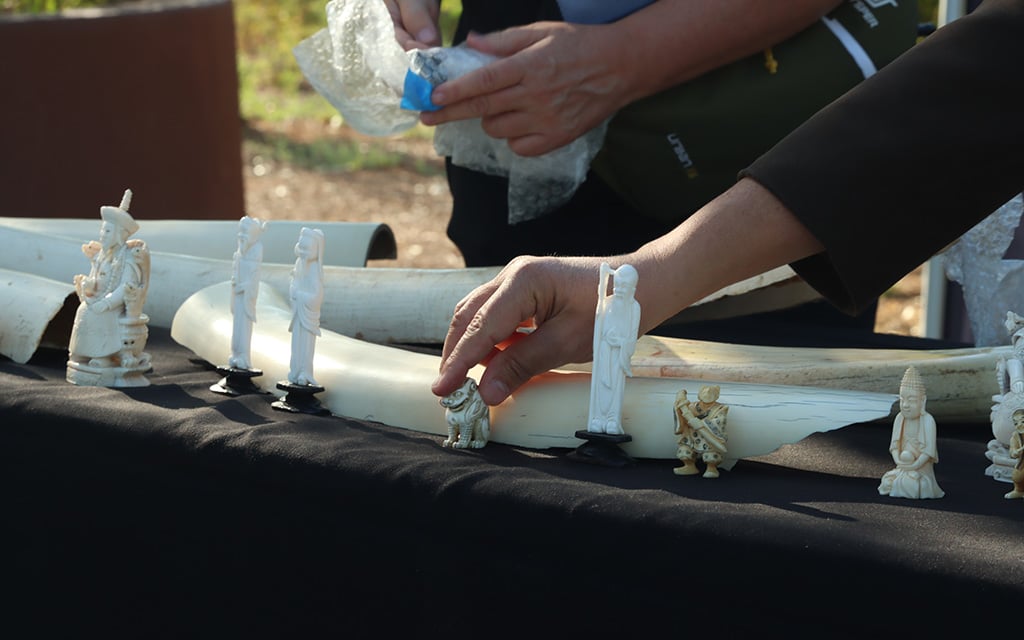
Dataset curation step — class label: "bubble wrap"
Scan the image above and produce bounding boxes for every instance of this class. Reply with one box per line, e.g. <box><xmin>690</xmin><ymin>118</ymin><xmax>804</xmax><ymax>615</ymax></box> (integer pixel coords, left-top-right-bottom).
<box><xmin>942</xmin><ymin>193</ymin><xmax>1024</xmax><ymax>346</ymax></box>
<box><xmin>294</xmin><ymin>0</ymin><xmax>608</xmax><ymax>224</ymax></box>
<box><xmin>293</xmin><ymin>0</ymin><xmax>418</xmax><ymax>136</ymax></box>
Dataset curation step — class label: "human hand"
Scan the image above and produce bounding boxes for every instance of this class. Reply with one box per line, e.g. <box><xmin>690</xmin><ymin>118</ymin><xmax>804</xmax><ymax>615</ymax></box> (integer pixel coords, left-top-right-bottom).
<box><xmin>421</xmin><ymin>21</ymin><xmax>633</xmax><ymax>157</ymax></box>
<box><xmin>383</xmin><ymin>0</ymin><xmax>442</xmax><ymax>50</ymax></box>
<box><xmin>432</xmin><ymin>256</ymin><xmax>616</xmax><ymax>406</ymax></box>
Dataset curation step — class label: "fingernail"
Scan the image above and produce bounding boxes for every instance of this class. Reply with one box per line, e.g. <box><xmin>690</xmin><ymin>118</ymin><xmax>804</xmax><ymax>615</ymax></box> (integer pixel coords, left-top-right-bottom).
<box><xmin>430</xmin><ymin>89</ymin><xmax>446</xmax><ymax>104</ymax></box>
<box><xmin>417</xmin><ymin>27</ymin><xmax>436</xmax><ymax>43</ymax></box>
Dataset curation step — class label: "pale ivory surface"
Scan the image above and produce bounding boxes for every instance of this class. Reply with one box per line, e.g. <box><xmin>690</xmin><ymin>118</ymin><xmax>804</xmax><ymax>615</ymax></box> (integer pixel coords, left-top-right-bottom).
<box><xmin>0</xmin><ymin>223</ymin><xmax>800</xmax><ymax>343</ymax></box>
<box><xmin>0</xmin><ymin>225</ymin><xmax>499</xmax><ymax>343</ymax></box>
<box><xmin>0</xmin><ymin>221</ymin><xmax>1004</xmax><ymax>424</ymax></box>
<box><xmin>171</xmin><ymin>282</ymin><xmax>897</xmax><ymax>461</ymax></box>
<box><xmin>0</xmin><ymin>269</ymin><xmax>75</xmax><ymax>363</ymax></box>
<box><xmin>0</xmin><ymin>217</ymin><xmax>396</xmax><ymax>267</ymax></box>
<box><xmin>576</xmin><ymin>335</ymin><xmax>1005</xmax><ymax>423</ymax></box>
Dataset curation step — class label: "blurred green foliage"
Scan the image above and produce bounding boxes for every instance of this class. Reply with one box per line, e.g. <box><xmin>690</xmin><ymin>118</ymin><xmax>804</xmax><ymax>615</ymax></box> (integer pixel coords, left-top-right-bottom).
<box><xmin>235</xmin><ymin>0</ymin><xmax>462</xmax><ymax>123</ymax></box>
<box><xmin>918</xmin><ymin>0</ymin><xmax>939</xmax><ymax>22</ymax></box>
<box><xmin>1</xmin><ymin>0</ymin><xmax>133</xmax><ymax>11</ymax></box>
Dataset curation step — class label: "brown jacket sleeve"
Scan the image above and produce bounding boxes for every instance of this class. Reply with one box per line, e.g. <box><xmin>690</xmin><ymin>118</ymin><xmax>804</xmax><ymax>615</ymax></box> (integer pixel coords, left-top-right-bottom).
<box><xmin>741</xmin><ymin>0</ymin><xmax>1024</xmax><ymax>315</ymax></box>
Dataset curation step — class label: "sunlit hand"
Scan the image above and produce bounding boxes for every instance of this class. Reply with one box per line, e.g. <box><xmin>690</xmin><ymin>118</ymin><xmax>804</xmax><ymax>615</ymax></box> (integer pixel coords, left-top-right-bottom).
<box><xmin>421</xmin><ymin>21</ymin><xmax>634</xmax><ymax>157</ymax></box>
<box><xmin>383</xmin><ymin>0</ymin><xmax>442</xmax><ymax>50</ymax></box>
<box><xmin>431</xmin><ymin>178</ymin><xmax>825</xmax><ymax>406</ymax></box>
<box><xmin>432</xmin><ymin>255</ymin><xmax>619</xmax><ymax>406</ymax></box>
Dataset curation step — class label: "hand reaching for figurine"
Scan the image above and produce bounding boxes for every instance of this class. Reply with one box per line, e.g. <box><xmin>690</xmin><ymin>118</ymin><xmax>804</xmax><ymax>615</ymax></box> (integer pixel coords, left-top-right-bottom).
<box><xmin>432</xmin><ymin>256</ymin><xmax>618</xmax><ymax>406</ymax></box>
<box><xmin>420</xmin><ymin>21</ymin><xmax>635</xmax><ymax>157</ymax></box>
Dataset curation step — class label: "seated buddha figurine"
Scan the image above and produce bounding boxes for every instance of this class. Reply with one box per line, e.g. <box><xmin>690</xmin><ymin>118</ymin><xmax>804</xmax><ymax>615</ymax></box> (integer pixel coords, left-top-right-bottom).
<box><xmin>879</xmin><ymin>366</ymin><xmax>944</xmax><ymax>499</ymax></box>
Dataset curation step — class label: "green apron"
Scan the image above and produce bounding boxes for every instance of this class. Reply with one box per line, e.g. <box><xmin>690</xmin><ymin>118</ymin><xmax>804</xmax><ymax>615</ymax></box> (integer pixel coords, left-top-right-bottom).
<box><xmin>590</xmin><ymin>0</ymin><xmax>919</xmax><ymax>224</ymax></box>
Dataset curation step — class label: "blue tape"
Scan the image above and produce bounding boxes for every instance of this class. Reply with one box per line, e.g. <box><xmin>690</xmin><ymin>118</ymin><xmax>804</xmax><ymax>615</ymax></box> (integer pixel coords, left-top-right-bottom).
<box><xmin>400</xmin><ymin>70</ymin><xmax>441</xmax><ymax>112</ymax></box>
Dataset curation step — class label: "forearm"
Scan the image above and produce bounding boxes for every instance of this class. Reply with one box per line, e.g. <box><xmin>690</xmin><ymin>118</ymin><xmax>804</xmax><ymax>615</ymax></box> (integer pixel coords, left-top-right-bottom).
<box><xmin>742</xmin><ymin>0</ymin><xmax>1024</xmax><ymax>313</ymax></box>
<box><xmin>627</xmin><ymin>177</ymin><xmax>824</xmax><ymax>334</ymax></box>
<box><xmin>606</xmin><ymin>0</ymin><xmax>841</xmax><ymax>105</ymax></box>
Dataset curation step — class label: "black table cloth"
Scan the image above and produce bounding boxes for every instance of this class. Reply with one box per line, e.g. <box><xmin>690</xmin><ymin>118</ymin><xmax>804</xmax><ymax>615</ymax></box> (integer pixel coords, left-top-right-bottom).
<box><xmin>4</xmin><ymin>328</ymin><xmax>1022</xmax><ymax>637</ymax></box>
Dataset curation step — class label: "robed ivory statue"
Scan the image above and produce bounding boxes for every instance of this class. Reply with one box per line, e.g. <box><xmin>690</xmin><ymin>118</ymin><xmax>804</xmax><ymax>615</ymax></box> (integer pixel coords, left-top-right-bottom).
<box><xmin>985</xmin><ymin>311</ymin><xmax>1024</xmax><ymax>482</ymax></box>
<box><xmin>587</xmin><ymin>263</ymin><xmax>641</xmax><ymax>435</ymax></box>
<box><xmin>879</xmin><ymin>366</ymin><xmax>945</xmax><ymax>499</ymax></box>
<box><xmin>673</xmin><ymin>385</ymin><xmax>730</xmax><ymax>478</ymax></box>
<box><xmin>287</xmin><ymin>227</ymin><xmax>326</xmax><ymax>387</ymax></box>
<box><xmin>66</xmin><ymin>189</ymin><xmax>152</xmax><ymax>387</ymax></box>
<box><xmin>229</xmin><ymin>216</ymin><xmax>267</xmax><ymax>370</ymax></box>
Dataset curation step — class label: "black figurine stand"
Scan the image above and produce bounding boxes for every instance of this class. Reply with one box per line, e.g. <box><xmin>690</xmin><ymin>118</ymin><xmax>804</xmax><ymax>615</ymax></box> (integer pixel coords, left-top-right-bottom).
<box><xmin>272</xmin><ymin>380</ymin><xmax>330</xmax><ymax>416</ymax></box>
<box><xmin>567</xmin><ymin>430</ymin><xmax>636</xmax><ymax>468</ymax></box>
<box><xmin>210</xmin><ymin>366</ymin><xmax>268</xmax><ymax>397</ymax></box>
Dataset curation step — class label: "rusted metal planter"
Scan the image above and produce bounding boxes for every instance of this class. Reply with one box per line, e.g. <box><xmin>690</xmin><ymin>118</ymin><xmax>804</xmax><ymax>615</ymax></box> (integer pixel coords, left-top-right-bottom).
<box><xmin>0</xmin><ymin>0</ymin><xmax>244</xmax><ymax>220</ymax></box>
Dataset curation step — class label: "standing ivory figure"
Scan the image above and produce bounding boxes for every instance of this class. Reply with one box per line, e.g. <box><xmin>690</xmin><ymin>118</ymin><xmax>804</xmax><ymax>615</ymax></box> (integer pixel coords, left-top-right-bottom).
<box><xmin>986</xmin><ymin>311</ymin><xmax>1024</xmax><ymax>482</ymax></box>
<box><xmin>587</xmin><ymin>263</ymin><xmax>641</xmax><ymax>435</ymax></box>
<box><xmin>673</xmin><ymin>385</ymin><xmax>729</xmax><ymax>478</ymax></box>
<box><xmin>287</xmin><ymin>227</ymin><xmax>326</xmax><ymax>386</ymax></box>
<box><xmin>229</xmin><ymin>216</ymin><xmax>267</xmax><ymax>370</ymax></box>
<box><xmin>67</xmin><ymin>189</ymin><xmax>152</xmax><ymax>387</ymax></box>
<box><xmin>879</xmin><ymin>366</ymin><xmax>945</xmax><ymax>499</ymax></box>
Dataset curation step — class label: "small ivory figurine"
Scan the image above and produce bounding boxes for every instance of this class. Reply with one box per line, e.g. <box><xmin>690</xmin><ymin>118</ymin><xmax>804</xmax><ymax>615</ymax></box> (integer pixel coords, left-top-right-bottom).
<box><xmin>273</xmin><ymin>227</ymin><xmax>329</xmax><ymax>415</ymax></box>
<box><xmin>1005</xmin><ymin>408</ymin><xmax>1024</xmax><ymax>499</ymax></box>
<box><xmin>673</xmin><ymin>385</ymin><xmax>729</xmax><ymax>478</ymax></box>
<box><xmin>587</xmin><ymin>263</ymin><xmax>641</xmax><ymax>435</ymax></box>
<box><xmin>287</xmin><ymin>226</ymin><xmax>325</xmax><ymax>386</ymax></box>
<box><xmin>229</xmin><ymin>216</ymin><xmax>267</xmax><ymax>370</ymax></box>
<box><xmin>66</xmin><ymin>189</ymin><xmax>152</xmax><ymax>387</ymax></box>
<box><xmin>440</xmin><ymin>377</ymin><xmax>490</xmax><ymax>449</ymax></box>
<box><xmin>879</xmin><ymin>366</ymin><xmax>945</xmax><ymax>499</ymax></box>
<box><xmin>988</xmin><ymin>310</ymin><xmax>1024</xmax><ymax>482</ymax></box>
<box><xmin>211</xmin><ymin>216</ymin><xmax>268</xmax><ymax>396</ymax></box>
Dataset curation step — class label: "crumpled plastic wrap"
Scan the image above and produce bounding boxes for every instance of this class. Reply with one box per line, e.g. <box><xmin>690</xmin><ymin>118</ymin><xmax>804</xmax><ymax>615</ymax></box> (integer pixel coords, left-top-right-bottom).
<box><xmin>293</xmin><ymin>0</ymin><xmax>417</xmax><ymax>136</ymax></box>
<box><xmin>294</xmin><ymin>0</ymin><xmax>608</xmax><ymax>224</ymax></box>
<box><xmin>942</xmin><ymin>192</ymin><xmax>1024</xmax><ymax>346</ymax></box>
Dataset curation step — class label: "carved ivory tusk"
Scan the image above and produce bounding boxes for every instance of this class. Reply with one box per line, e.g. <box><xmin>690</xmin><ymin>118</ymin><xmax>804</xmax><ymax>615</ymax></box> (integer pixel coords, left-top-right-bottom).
<box><xmin>1</xmin><ymin>220</ymin><xmax>999</xmax><ymax>424</ymax></box>
<box><xmin>0</xmin><ymin>217</ymin><xmax>398</xmax><ymax>266</ymax></box>
<box><xmin>0</xmin><ymin>269</ymin><xmax>76</xmax><ymax>363</ymax></box>
<box><xmin>0</xmin><ymin>222</ymin><xmax>805</xmax><ymax>344</ymax></box>
<box><xmin>171</xmin><ymin>281</ymin><xmax>898</xmax><ymax>462</ymax></box>
<box><xmin>563</xmin><ymin>335</ymin><xmax>1006</xmax><ymax>423</ymax></box>
<box><xmin>0</xmin><ymin>225</ymin><xmax>500</xmax><ymax>343</ymax></box>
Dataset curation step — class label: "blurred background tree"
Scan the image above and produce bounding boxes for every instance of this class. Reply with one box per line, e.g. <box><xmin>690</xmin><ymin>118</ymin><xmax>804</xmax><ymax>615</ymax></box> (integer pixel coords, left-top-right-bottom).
<box><xmin>234</xmin><ymin>0</ymin><xmax>462</xmax><ymax>126</ymax></box>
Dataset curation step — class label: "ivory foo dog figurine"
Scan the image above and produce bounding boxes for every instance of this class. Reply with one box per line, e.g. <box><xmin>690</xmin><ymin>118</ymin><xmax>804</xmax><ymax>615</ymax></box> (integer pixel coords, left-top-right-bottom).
<box><xmin>441</xmin><ymin>377</ymin><xmax>490</xmax><ymax>449</ymax></box>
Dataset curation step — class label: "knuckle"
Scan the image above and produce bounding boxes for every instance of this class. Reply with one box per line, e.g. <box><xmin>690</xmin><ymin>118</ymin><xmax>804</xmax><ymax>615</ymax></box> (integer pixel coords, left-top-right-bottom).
<box><xmin>464</xmin><ymin>310</ymin><xmax>487</xmax><ymax>338</ymax></box>
<box><xmin>506</xmin><ymin>254</ymin><xmax>540</xmax><ymax>273</ymax></box>
<box><xmin>449</xmin><ymin>301</ymin><xmax>478</xmax><ymax>332</ymax></box>
<box><xmin>500</xmin><ymin>352</ymin><xmax>534</xmax><ymax>388</ymax></box>
<box><xmin>477</xmin><ymin>63</ymin><xmax>503</xmax><ymax>93</ymax></box>
<box><xmin>465</xmin><ymin>94</ymin><xmax>492</xmax><ymax>118</ymax></box>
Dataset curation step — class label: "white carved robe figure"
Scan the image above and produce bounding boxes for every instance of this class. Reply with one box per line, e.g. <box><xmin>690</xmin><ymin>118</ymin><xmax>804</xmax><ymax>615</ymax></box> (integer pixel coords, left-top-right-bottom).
<box><xmin>587</xmin><ymin>263</ymin><xmax>641</xmax><ymax>435</ymax></box>
<box><xmin>879</xmin><ymin>366</ymin><xmax>945</xmax><ymax>499</ymax></box>
<box><xmin>228</xmin><ymin>216</ymin><xmax>266</xmax><ymax>370</ymax></box>
<box><xmin>287</xmin><ymin>227</ymin><xmax>325</xmax><ymax>386</ymax></box>
<box><xmin>68</xmin><ymin>191</ymin><xmax>150</xmax><ymax>371</ymax></box>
